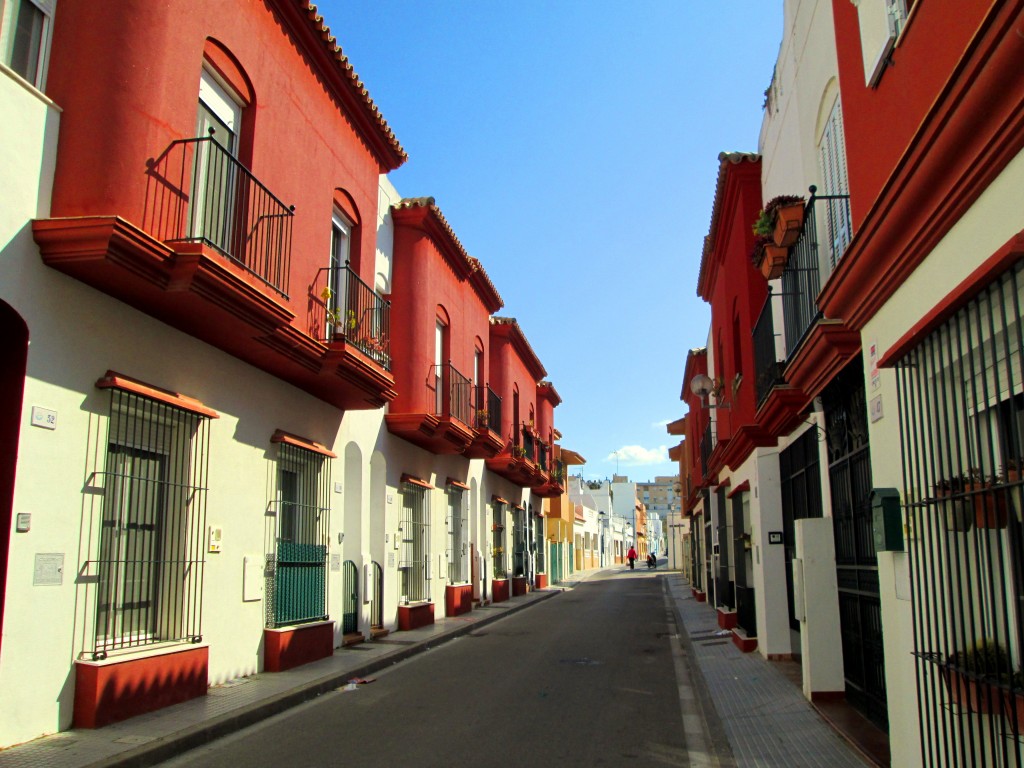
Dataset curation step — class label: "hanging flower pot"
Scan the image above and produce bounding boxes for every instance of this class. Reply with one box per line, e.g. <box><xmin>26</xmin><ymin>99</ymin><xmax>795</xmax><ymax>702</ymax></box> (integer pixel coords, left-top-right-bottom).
<box><xmin>759</xmin><ymin>243</ymin><xmax>789</xmax><ymax>280</ymax></box>
<box><xmin>934</xmin><ymin>480</ymin><xmax>972</xmax><ymax>532</ymax></box>
<box><xmin>773</xmin><ymin>201</ymin><xmax>805</xmax><ymax>247</ymax></box>
<box><xmin>969</xmin><ymin>482</ymin><xmax>1009</xmax><ymax>529</ymax></box>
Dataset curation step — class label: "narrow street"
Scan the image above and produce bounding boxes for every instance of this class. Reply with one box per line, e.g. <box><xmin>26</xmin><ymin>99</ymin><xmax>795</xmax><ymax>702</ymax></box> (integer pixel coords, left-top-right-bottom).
<box><xmin>162</xmin><ymin>569</ymin><xmax>690</xmax><ymax>768</ymax></box>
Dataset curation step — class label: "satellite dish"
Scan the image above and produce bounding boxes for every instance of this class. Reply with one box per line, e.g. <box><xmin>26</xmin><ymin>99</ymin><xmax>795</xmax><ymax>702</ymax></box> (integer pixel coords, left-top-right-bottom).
<box><xmin>689</xmin><ymin>373</ymin><xmax>713</xmax><ymax>398</ymax></box>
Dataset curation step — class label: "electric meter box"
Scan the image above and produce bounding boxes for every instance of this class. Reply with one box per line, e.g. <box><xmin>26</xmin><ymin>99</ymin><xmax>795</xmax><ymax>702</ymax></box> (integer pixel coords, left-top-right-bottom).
<box><xmin>871</xmin><ymin>487</ymin><xmax>904</xmax><ymax>552</ymax></box>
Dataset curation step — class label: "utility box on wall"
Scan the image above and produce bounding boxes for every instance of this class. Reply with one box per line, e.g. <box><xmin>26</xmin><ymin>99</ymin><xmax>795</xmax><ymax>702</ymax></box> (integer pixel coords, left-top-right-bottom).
<box><xmin>871</xmin><ymin>488</ymin><xmax>904</xmax><ymax>552</ymax></box>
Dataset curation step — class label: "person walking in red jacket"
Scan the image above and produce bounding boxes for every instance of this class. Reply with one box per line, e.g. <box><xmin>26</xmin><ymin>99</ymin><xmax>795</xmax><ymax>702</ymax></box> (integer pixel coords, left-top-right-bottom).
<box><xmin>627</xmin><ymin>545</ymin><xmax>637</xmax><ymax>570</ymax></box>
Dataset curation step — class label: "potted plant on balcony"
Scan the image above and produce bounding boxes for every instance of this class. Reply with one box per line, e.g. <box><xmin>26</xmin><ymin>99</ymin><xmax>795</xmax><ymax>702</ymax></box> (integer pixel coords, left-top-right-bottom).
<box><xmin>476</xmin><ymin>409</ymin><xmax>490</xmax><ymax>428</ymax></box>
<box><xmin>512</xmin><ymin>445</ymin><xmax>527</xmax><ymax>459</ymax></box>
<box><xmin>965</xmin><ymin>469</ymin><xmax>1009</xmax><ymax>530</ymax></box>
<box><xmin>766</xmin><ymin>194</ymin><xmax>806</xmax><ymax>247</ymax></box>
<box><xmin>944</xmin><ymin>639</ymin><xmax>1010</xmax><ymax>714</ymax></box>
<box><xmin>934</xmin><ymin>475</ymin><xmax>972</xmax><ymax>532</ymax></box>
<box><xmin>751</xmin><ymin>235</ymin><xmax>789</xmax><ymax>280</ymax></box>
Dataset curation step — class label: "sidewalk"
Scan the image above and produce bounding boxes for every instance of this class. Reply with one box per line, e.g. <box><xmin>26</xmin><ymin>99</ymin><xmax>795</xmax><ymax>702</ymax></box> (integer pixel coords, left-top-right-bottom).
<box><xmin>0</xmin><ymin>577</ymin><xmax>595</xmax><ymax>768</ymax></box>
<box><xmin>664</xmin><ymin>571</ymin><xmax>885</xmax><ymax>767</ymax></box>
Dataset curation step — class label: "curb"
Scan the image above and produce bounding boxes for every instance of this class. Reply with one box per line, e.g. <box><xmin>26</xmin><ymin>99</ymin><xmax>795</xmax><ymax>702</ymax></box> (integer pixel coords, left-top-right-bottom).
<box><xmin>86</xmin><ymin>590</ymin><xmax>561</xmax><ymax>768</ymax></box>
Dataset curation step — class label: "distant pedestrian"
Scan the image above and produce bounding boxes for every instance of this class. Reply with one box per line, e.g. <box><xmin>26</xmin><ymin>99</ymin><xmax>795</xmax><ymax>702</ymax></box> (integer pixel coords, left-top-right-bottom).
<box><xmin>627</xmin><ymin>545</ymin><xmax>637</xmax><ymax>570</ymax></box>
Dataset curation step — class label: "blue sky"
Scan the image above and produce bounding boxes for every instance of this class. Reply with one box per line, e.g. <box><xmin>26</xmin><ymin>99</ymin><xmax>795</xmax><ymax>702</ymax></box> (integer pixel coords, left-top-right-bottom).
<box><xmin>323</xmin><ymin>1</ymin><xmax>783</xmax><ymax>482</ymax></box>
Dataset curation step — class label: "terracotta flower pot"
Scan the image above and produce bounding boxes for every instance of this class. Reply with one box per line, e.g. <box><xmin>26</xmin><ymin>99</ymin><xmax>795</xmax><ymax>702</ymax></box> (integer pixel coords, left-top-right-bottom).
<box><xmin>772</xmin><ymin>202</ymin><xmax>805</xmax><ymax>247</ymax></box>
<box><xmin>968</xmin><ymin>483</ymin><xmax>1009</xmax><ymax>529</ymax></box>
<box><xmin>759</xmin><ymin>244</ymin><xmax>789</xmax><ymax>280</ymax></box>
<box><xmin>935</xmin><ymin>489</ymin><xmax>972</xmax><ymax>532</ymax></box>
<box><xmin>942</xmin><ymin>667</ymin><xmax>1000</xmax><ymax>714</ymax></box>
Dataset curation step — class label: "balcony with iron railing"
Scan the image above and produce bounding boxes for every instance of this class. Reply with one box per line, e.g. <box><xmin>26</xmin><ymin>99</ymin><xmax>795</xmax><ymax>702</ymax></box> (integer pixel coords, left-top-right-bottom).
<box><xmin>310</xmin><ymin>261</ymin><xmax>391</xmax><ymax>370</ymax></box>
<box><xmin>780</xmin><ymin>188</ymin><xmax>852</xmax><ymax>358</ymax></box>
<box><xmin>35</xmin><ymin>134</ymin><xmax>401</xmax><ymax>412</ymax></box>
<box><xmin>466</xmin><ymin>384</ymin><xmax>504</xmax><ymax>459</ymax></box>
<box><xmin>161</xmin><ymin>134</ymin><xmax>294</xmax><ymax>296</ymax></box>
<box><xmin>385</xmin><ymin>362</ymin><xmax>475</xmax><ymax>454</ymax></box>
<box><xmin>753</xmin><ymin>291</ymin><xmax>784</xmax><ymax>408</ymax></box>
<box><xmin>433</xmin><ymin>363</ymin><xmax>473</xmax><ymax>426</ymax></box>
<box><xmin>700</xmin><ymin>421</ymin><xmax>713</xmax><ymax>481</ymax></box>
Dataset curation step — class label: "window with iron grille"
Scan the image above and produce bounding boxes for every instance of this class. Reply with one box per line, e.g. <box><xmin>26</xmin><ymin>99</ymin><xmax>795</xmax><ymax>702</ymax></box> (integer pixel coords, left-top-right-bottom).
<box><xmin>492</xmin><ymin>501</ymin><xmax>506</xmax><ymax>579</ymax></box>
<box><xmin>400</xmin><ymin>483</ymin><xmax>430</xmax><ymax>603</ymax></box>
<box><xmin>268</xmin><ymin>443</ymin><xmax>331</xmax><ymax>628</ymax></box>
<box><xmin>447</xmin><ymin>486</ymin><xmax>467</xmax><ymax>584</ymax></box>
<box><xmin>896</xmin><ymin>261</ymin><xmax>1024</xmax><ymax>763</ymax></box>
<box><xmin>92</xmin><ymin>388</ymin><xmax>211</xmax><ymax>657</ymax></box>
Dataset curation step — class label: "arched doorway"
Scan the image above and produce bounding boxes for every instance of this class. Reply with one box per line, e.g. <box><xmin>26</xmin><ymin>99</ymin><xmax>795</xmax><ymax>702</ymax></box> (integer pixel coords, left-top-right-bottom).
<box><xmin>0</xmin><ymin>300</ymin><xmax>29</xmax><ymax>662</ymax></box>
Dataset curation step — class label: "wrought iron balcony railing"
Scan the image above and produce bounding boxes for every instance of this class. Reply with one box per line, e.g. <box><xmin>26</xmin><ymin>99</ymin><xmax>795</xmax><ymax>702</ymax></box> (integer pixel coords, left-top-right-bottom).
<box><xmin>432</xmin><ymin>362</ymin><xmax>473</xmax><ymax>426</ymax></box>
<box><xmin>700</xmin><ymin>421</ymin><xmax>713</xmax><ymax>480</ymax></box>
<box><xmin>753</xmin><ymin>291</ymin><xmax>784</xmax><ymax>407</ymax></box>
<box><xmin>522</xmin><ymin>430</ymin><xmax>536</xmax><ymax>463</ymax></box>
<box><xmin>310</xmin><ymin>262</ymin><xmax>391</xmax><ymax>369</ymax></box>
<box><xmin>146</xmin><ymin>134</ymin><xmax>294</xmax><ymax>296</ymax></box>
<box><xmin>538</xmin><ymin>442</ymin><xmax>549</xmax><ymax>472</ymax></box>
<box><xmin>780</xmin><ymin>189</ymin><xmax>851</xmax><ymax>358</ymax></box>
<box><xmin>474</xmin><ymin>385</ymin><xmax>502</xmax><ymax>433</ymax></box>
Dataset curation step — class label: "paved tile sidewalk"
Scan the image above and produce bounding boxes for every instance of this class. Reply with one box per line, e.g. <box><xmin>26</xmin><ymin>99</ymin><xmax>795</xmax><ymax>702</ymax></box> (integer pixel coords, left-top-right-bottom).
<box><xmin>665</xmin><ymin>572</ymin><xmax>872</xmax><ymax>768</ymax></box>
<box><xmin>0</xmin><ymin>578</ymin><xmax>591</xmax><ymax>768</ymax></box>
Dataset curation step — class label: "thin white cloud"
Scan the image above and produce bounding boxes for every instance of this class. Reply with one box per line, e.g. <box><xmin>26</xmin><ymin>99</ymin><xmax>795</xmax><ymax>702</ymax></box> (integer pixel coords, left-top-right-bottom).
<box><xmin>606</xmin><ymin>445</ymin><xmax>669</xmax><ymax>465</ymax></box>
<box><xmin>651</xmin><ymin>419</ymin><xmax>672</xmax><ymax>429</ymax></box>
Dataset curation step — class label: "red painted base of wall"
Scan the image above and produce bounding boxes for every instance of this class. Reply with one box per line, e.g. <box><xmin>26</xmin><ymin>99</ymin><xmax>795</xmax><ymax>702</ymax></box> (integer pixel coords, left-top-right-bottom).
<box><xmin>264</xmin><ymin>622</ymin><xmax>334</xmax><ymax>672</ymax></box>
<box><xmin>717</xmin><ymin>609</ymin><xmax>738</xmax><ymax>630</ymax></box>
<box><xmin>693</xmin><ymin>590</ymin><xmax>706</xmax><ymax>603</ymax></box>
<box><xmin>535</xmin><ymin>573</ymin><xmax>548</xmax><ymax>589</ymax></box>
<box><xmin>492</xmin><ymin>579</ymin><xmax>509</xmax><ymax>603</ymax></box>
<box><xmin>512</xmin><ymin>577</ymin><xmax>528</xmax><ymax>597</ymax></box>
<box><xmin>445</xmin><ymin>584</ymin><xmax>473</xmax><ymax>617</ymax></box>
<box><xmin>73</xmin><ymin>646</ymin><xmax>208</xmax><ymax>729</ymax></box>
<box><xmin>397</xmin><ymin>602</ymin><xmax>435</xmax><ymax>631</ymax></box>
<box><xmin>731</xmin><ymin>629</ymin><xmax>758</xmax><ymax>653</ymax></box>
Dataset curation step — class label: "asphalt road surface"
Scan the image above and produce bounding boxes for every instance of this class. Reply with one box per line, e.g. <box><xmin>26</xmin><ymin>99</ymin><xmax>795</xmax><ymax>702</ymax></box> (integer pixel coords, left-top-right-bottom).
<box><xmin>163</xmin><ymin>567</ymin><xmax>692</xmax><ymax>767</ymax></box>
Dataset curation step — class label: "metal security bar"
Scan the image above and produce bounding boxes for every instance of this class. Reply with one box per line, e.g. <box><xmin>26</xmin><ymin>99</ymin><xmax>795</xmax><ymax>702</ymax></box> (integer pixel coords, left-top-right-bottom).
<box><xmin>447</xmin><ymin>487</ymin><xmax>468</xmax><ymax>584</ymax></box>
<box><xmin>145</xmin><ymin>135</ymin><xmax>293</xmax><ymax>296</ymax></box>
<box><xmin>432</xmin><ymin>363</ymin><xmax>473</xmax><ymax>426</ymax></box>
<box><xmin>310</xmin><ymin>261</ymin><xmax>391</xmax><ymax>369</ymax></box>
<box><xmin>753</xmin><ymin>291</ymin><xmax>784</xmax><ymax>406</ymax></box>
<box><xmin>399</xmin><ymin>483</ymin><xmax>430</xmax><ymax>603</ymax></box>
<box><xmin>896</xmin><ymin>261</ymin><xmax>1024</xmax><ymax>767</ymax></box>
<box><xmin>492</xmin><ymin>501</ymin><xmax>506</xmax><ymax>579</ymax></box>
<box><xmin>90</xmin><ymin>389</ymin><xmax>211</xmax><ymax>658</ymax></box>
<box><xmin>268</xmin><ymin>443</ymin><xmax>331</xmax><ymax>627</ymax></box>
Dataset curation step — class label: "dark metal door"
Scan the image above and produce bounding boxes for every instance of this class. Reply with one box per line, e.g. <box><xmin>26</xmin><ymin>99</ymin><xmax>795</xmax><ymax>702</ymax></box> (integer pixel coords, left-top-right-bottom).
<box><xmin>732</xmin><ymin>492</ymin><xmax>756</xmax><ymax>635</ymax></box>
<box><xmin>703</xmin><ymin>491</ymin><xmax>714</xmax><ymax>604</ymax></box>
<box><xmin>780</xmin><ymin>427</ymin><xmax>823</xmax><ymax>632</ymax></box>
<box><xmin>716</xmin><ymin>486</ymin><xmax>732</xmax><ymax>608</ymax></box>
<box><xmin>823</xmin><ymin>362</ymin><xmax>888</xmax><ymax>732</ymax></box>
<box><xmin>369</xmin><ymin>561</ymin><xmax>383</xmax><ymax>630</ymax></box>
<box><xmin>342</xmin><ymin>560</ymin><xmax>358</xmax><ymax>634</ymax></box>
